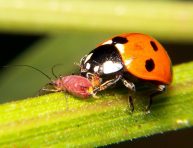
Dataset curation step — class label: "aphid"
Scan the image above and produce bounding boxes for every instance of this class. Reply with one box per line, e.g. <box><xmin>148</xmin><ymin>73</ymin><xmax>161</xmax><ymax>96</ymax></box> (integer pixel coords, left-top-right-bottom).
<box><xmin>79</xmin><ymin>33</ymin><xmax>173</xmax><ymax>111</ymax></box>
<box><xmin>40</xmin><ymin>75</ymin><xmax>94</xmax><ymax>98</ymax></box>
<box><xmin>7</xmin><ymin>65</ymin><xmax>95</xmax><ymax>98</ymax></box>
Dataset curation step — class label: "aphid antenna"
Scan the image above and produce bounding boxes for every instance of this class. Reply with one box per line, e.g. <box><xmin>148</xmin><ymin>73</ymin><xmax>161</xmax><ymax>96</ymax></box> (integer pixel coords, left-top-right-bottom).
<box><xmin>51</xmin><ymin>64</ymin><xmax>64</xmax><ymax>79</ymax></box>
<box><xmin>3</xmin><ymin>64</ymin><xmax>52</xmax><ymax>81</ymax></box>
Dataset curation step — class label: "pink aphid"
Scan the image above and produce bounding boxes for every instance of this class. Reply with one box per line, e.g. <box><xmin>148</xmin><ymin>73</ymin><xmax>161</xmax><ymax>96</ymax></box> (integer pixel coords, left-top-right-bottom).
<box><xmin>41</xmin><ymin>75</ymin><xmax>94</xmax><ymax>98</ymax></box>
<box><xmin>8</xmin><ymin>65</ymin><xmax>94</xmax><ymax>98</ymax></box>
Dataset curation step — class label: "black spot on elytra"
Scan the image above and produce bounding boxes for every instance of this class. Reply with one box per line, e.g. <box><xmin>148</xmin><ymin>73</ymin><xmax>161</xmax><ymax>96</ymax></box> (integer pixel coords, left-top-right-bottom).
<box><xmin>150</xmin><ymin>41</ymin><xmax>158</xmax><ymax>51</ymax></box>
<box><xmin>112</xmin><ymin>36</ymin><xmax>128</xmax><ymax>44</ymax></box>
<box><xmin>145</xmin><ymin>58</ymin><xmax>155</xmax><ymax>72</ymax></box>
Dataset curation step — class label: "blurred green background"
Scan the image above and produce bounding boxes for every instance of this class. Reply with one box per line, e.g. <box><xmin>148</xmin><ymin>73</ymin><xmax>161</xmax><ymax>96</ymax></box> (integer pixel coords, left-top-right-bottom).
<box><xmin>0</xmin><ymin>0</ymin><xmax>193</xmax><ymax>147</ymax></box>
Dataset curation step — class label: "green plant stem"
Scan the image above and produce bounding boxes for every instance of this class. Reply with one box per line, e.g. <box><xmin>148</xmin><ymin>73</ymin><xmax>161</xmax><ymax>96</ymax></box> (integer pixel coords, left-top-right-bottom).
<box><xmin>0</xmin><ymin>0</ymin><xmax>193</xmax><ymax>42</ymax></box>
<box><xmin>0</xmin><ymin>61</ymin><xmax>193</xmax><ymax>147</ymax></box>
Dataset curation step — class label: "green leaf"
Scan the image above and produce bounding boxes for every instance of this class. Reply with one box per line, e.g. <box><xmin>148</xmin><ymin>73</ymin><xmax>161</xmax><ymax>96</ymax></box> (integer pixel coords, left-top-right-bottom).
<box><xmin>0</xmin><ymin>0</ymin><xmax>193</xmax><ymax>42</ymax></box>
<box><xmin>0</xmin><ymin>61</ymin><xmax>193</xmax><ymax>147</ymax></box>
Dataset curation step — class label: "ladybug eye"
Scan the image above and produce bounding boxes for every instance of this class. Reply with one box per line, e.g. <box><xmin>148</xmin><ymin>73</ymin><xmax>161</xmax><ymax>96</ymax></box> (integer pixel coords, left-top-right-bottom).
<box><xmin>150</xmin><ymin>41</ymin><xmax>158</xmax><ymax>51</ymax></box>
<box><xmin>112</xmin><ymin>36</ymin><xmax>128</xmax><ymax>44</ymax></box>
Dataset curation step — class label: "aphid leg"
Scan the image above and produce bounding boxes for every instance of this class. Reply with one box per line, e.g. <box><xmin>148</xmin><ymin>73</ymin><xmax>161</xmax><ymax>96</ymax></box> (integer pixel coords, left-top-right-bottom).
<box><xmin>146</xmin><ymin>84</ymin><xmax>166</xmax><ymax>112</ymax></box>
<box><xmin>38</xmin><ymin>87</ymin><xmax>59</xmax><ymax>96</ymax></box>
<box><xmin>121</xmin><ymin>78</ymin><xmax>135</xmax><ymax>112</ymax></box>
<box><xmin>41</xmin><ymin>88</ymin><xmax>59</xmax><ymax>92</ymax></box>
<box><xmin>38</xmin><ymin>88</ymin><xmax>60</xmax><ymax>95</ymax></box>
<box><xmin>93</xmin><ymin>75</ymin><xmax>122</xmax><ymax>93</ymax></box>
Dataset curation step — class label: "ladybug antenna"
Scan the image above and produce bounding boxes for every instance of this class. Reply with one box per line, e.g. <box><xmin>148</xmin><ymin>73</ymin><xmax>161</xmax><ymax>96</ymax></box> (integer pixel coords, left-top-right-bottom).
<box><xmin>74</xmin><ymin>62</ymin><xmax>81</xmax><ymax>68</ymax></box>
<box><xmin>51</xmin><ymin>64</ymin><xmax>64</xmax><ymax>78</ymax></box>
<box><xmin>3</xmin><ymin>65</ymin><xmax>52</xmax><ymax>81</ymax></box>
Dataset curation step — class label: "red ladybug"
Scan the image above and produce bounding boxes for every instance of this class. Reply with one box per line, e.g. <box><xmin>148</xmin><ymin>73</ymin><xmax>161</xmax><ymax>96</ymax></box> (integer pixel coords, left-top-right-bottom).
<box><xmin>80</xmin><ymin>33</ymin><xmax>172</xmax><ymax>111</ymax></box>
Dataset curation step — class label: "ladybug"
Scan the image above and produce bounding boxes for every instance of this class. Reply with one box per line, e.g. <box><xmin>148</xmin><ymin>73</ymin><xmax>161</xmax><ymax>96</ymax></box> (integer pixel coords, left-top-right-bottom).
<box><xmin>79</xmin><ymin>33</ymin><xmax>172</xmax><ymax>111</ymax></box>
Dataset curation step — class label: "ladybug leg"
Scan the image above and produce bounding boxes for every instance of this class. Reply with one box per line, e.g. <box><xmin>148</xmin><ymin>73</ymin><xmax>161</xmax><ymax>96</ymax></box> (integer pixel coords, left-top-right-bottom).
<box><xmin>121</xmin><ymin>78</ymin><xmax>135</xmax><ymax>91</ymax></box>
<box><xmin>121</xmin><ymin>78</ymin><xmax>136</xmax><ymax>112</ymax></box>
<box><xmin>86</xmin><ymin>72</ymin><xmax>95</xmax><ymax>79</ymax></box>
<box><xmin>93</xmin><ymin>75</ymin><xmax>122</xmax><ymax>93</ymax></box>
<box><xmin>86</xmin><ymin>72</ymin><xmax>103</xmax><ymax>90</ymax></box>
<box><xmin>146</xmin><ymin>84</ymin><xmax>166</xmax><ymax>112</ymax></box>
<box><xmin>128</xmin><ymin>96</ymin><xmax>134</xmax><ymax>113</ymax></box>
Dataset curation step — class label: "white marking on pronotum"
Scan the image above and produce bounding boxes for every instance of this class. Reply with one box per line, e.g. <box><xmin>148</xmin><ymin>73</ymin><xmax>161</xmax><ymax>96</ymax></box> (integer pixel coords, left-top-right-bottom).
<box><xmin>86</xmin><ymin>63</ymin><xmax>91</xmax><ymax>70</ymax></box>
<box><xmin>94</xmin><ymin>66</ymin><xmax>99</xmax><ymax>72</ymax></box>
<box><xmin>102</xmin><ymin>40</ymin><xmax>113</xmax><ymax>45</ymax></box>
<box><xmin>115</xmin><ymin>43</ymin><xmax>124</xmax><ymax>54</ymax></box>
<box><xmin>84</xmin><ymin>53</ymin><xmax>93</xmax><ymax>64</ymax></box>
<box><xmin>125</xmin><ymin>58</ymin><xmax>133</xmax><ymax>66</ymax></box>
<box><xmin>103</xmin><ymin>61</ymin><xmax>123</xmax><ymax>74</ymax></box>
